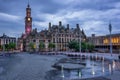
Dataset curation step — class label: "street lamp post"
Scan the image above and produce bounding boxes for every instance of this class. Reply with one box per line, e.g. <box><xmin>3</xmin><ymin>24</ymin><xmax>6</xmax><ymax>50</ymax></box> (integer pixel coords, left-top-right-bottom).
<box><xmin>3</xmin><ymin>40</ymin><xmax>5</xmax><ymax>53</ymax></box>
<box><xmin>85</xmin><ymin>39</ymin><xmax>87</xmax><ymax>52</ymax></box>
<box><xmin>3</xmin><ymin>34</ymin><xmax>5</xmax><ymax>53</ymax></box>
<box><xmin>79</xmin><ymin>30</ymin><xmax>81</xmax><ymax>53</ymax></box>
<box><xmin>77</xmin><ymin>24</ymin><xmax>81</xmax><ymax>53</ymax></box>
<box><xmin>109</xmin><ymin>22</ymin><xmax>112</xmax><ymax>56</ymax></box>
<box><xmin>55</xmin><ymin>31</ymin><xmax>57</xmax><ymax>52</ymax></box>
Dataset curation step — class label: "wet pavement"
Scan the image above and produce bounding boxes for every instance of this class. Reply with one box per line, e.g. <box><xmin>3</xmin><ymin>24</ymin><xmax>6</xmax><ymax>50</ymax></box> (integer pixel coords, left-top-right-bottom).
<box><xmin>0</xmin><ymin>53</ymin><xmax>65</xmax><ymax>80</ymax></box>
<box><xmin>0</xmin><ymin>53</ymin><xmax>119</xmax><ymax>80</ymax></box>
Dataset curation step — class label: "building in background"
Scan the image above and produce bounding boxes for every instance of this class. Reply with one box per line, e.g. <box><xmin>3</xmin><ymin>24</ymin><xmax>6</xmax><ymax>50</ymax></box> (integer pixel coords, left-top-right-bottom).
<box><xmin>0</xmin><ymin>34</ymin><xmax>16</xmax><ymax>50</ymax></box>
<box><xmin>88</xmin><ymin>33</ymin><xmax>120</xmax><ymax>53</ymax></box>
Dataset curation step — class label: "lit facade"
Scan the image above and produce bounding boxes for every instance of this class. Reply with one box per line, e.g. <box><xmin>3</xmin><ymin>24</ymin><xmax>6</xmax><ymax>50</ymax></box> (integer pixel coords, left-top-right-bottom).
<box><xmin>88</xmin><ymin>33</ymin><xmax>120</xmax><ymax>53</ymax></box>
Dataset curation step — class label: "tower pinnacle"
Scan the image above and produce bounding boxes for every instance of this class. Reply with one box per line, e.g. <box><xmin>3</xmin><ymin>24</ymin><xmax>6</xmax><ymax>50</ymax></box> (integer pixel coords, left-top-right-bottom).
<box><xmin>27</xmin><ymin>0</ymin><xmax>30</xmax><ymax>8</ymax></box>
<box><xmin>25</xmin><ymin>1</ymin><xmax>32</xmax><ymax>35</ymax></box>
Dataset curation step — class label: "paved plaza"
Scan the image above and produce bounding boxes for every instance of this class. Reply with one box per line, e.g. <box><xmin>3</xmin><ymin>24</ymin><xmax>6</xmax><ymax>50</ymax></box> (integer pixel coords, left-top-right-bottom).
<box><xmin>0</xmin><ymin>53</ymin><xmax>66</xmax><ymax>80</ymax></box>
<box><xmin>0</xmin><ymin>52</ymin><xmax>120</xmax><ymax>80</ymax></box>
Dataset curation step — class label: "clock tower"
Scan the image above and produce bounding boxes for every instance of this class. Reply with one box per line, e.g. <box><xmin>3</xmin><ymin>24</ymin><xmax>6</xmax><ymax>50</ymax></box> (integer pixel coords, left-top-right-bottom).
<box><xmin>25</xmin><ymin>3</ymin><xmax>32</xmax><ymax>35</ymax></box>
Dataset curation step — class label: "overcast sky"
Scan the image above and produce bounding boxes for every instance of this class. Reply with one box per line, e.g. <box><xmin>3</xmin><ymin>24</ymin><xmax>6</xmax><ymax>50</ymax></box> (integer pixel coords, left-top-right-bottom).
<box><xmin>0</xmin><ymin>0</ymin><xmax>120</xmax><ymax>37</ymax></box>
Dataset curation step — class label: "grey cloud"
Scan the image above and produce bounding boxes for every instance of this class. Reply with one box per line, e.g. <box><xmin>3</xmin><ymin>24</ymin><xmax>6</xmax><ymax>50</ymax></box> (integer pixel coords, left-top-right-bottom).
<box><xmin>0</xmin><ymin>0</ymin><xmax>120</xmax><ymax>37</ymax></box>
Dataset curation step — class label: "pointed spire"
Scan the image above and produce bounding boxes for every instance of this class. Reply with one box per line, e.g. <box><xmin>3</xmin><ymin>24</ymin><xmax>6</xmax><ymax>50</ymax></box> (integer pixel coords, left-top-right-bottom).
<box><xmin>27</xmin><ymin>0</ymin><xmax>30</xmax><ymax>8</ymax></box>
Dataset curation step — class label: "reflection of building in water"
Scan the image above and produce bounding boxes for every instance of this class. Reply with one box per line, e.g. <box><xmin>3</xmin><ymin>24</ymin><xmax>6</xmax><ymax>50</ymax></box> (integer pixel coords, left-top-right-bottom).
<box><xmin>88</xmin><ymin>33</ymin><xmax>120</xmax><ymax>53</ymax></box>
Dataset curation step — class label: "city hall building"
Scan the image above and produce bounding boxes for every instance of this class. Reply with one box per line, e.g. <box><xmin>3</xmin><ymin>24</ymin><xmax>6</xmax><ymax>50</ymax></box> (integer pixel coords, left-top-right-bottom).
<box><xmin>17</xmin><ymin>3</ymin><xmax>86</xmax><ymax>52</ymax></box>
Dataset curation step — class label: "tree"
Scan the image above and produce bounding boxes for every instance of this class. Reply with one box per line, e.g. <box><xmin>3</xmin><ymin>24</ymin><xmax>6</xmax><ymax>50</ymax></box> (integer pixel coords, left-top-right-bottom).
<box><xmin>2</xmin><ymin>43</ymin><xmax>16</xmax><ymax>51</ymax></box>
<box><xmin>29</xmin><ymin>42</ymin><xmax>35</xmax><ymax>52</ymax></box>
<box><xmin>48</xmin><ymin>42</ymin><xmax>55</xmax><ymax>51</ymax></box>
<box><xmin>68</xmin><ymin>40</ymin><xmax>79</xmax><ymax>52</ymax></box>
<box><xmin>87</xmin><ymin>43</ymin><xmax>94</xmax><ymax>52</ymax></box>
<box><xmin>39</xmin><ymin>42</ymin><xmax>45</xmax><ymax>51</ymax></box>
<box><xmin>5</xmin><ymin>44</ymin><xmax>9</xmax><ymax>51</ymax></box>
<box><xmin>68</xmin><ymin>40</ymin><xmax>95</xmax><ymax>52</ymax></box>
<box><xmin>8</xmin><ymin>42</ymin><xmax>16</xmax><ymax>50</ymax></box>
<box><xmin>81</xmin><ymin>42</ymin><xmax>86</xmax><ymax>51</ymax></box>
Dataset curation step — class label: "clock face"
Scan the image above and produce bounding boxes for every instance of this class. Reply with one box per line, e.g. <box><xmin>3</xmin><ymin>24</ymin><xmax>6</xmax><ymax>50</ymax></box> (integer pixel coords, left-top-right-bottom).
<box><xmin>28</xmin><ymin>18</ymin><xmax>30</xmax><ymax>21</ymax></box>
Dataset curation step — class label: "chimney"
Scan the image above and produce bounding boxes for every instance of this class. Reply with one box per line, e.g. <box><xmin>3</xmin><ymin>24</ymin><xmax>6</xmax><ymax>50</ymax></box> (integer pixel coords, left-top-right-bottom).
<box><xmin>92</xmin><ymin>34</ymin><xmax>95</xmax><ymax>37</ymax></box>
<box><xmin>48</xmin><ymin>22</ymin><xmax>51</xmax><ymax>32</ymax></box>
<box><xmin>35</xmin><ymin>28</ymin><xmax>37</xmax><ymax>32</ymax></box>
<box><xmin>76</xmin><ymin>24</ymin><xmax>79</xmax><ymax>29</ymax></box>
<box><xmin>49</xmin><ymin>22</ymin><xmax>51</xmax><ymax>28</ymax></box>
<box><xmin>59</xmin><ymin>21</ymin><xmax>62</xmax><ymax>26</ymax></box>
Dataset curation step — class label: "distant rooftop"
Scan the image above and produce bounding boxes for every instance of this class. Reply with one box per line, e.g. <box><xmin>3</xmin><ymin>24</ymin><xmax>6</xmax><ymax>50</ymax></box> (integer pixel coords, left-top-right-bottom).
<box><xmin>0</xmin><ymin>33</ymin><xmax>16</xmax><ymax>39</ymax></box>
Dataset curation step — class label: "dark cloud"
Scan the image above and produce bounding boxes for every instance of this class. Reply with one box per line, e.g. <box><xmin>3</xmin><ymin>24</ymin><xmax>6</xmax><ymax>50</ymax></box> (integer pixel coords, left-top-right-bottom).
<box><xmin>71</xmin><ymin>0</ymin><xmax>118</xmax><ymax>11</ymax></box>
<box><xmin>0</xmin><ymin>0</ymin><xmax>120</xmax><ymax>37</ymax></box>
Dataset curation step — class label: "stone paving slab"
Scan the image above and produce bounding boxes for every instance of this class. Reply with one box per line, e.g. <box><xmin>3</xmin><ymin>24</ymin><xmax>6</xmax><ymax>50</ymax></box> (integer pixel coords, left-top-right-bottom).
<box><xmin>105</xmin><ymin>71</ymin><xmax>120</xmax><ymax>80</ymax></box>
<box><xmin>73</xmin><ymin>77</ymin><xmax>111</xmax><ymax>80</ymax></box>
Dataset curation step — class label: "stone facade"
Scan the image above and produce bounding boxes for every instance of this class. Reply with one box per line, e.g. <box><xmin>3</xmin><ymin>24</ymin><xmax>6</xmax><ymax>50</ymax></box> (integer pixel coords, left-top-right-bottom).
<box><xmin>48</xmin><ymin>21</ymin><xmax>86</xmax><ymax>51</ymax></box>
<box><xmin>0</xmin><ymin>34</ymin><xmax>16</xmax><ymax>50</ymax></box>
<box><xmin>25</xmin><ymin>3</ymin><xmax>32</xmax><ymax>35</ymax></box>
<box><xmin>17</xmin><ymin>3</ymin><xmax>86</xmax><ymax>52</ymax></box>
<box><xmin>18</xmin><ymin>21</ymin><xmax>86</xmax><ymax>52</ymax></box>
<box><xmin>0</xmin><ymin>34</ymin><xmax>16</xmax><ymax>45</ymax></box>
